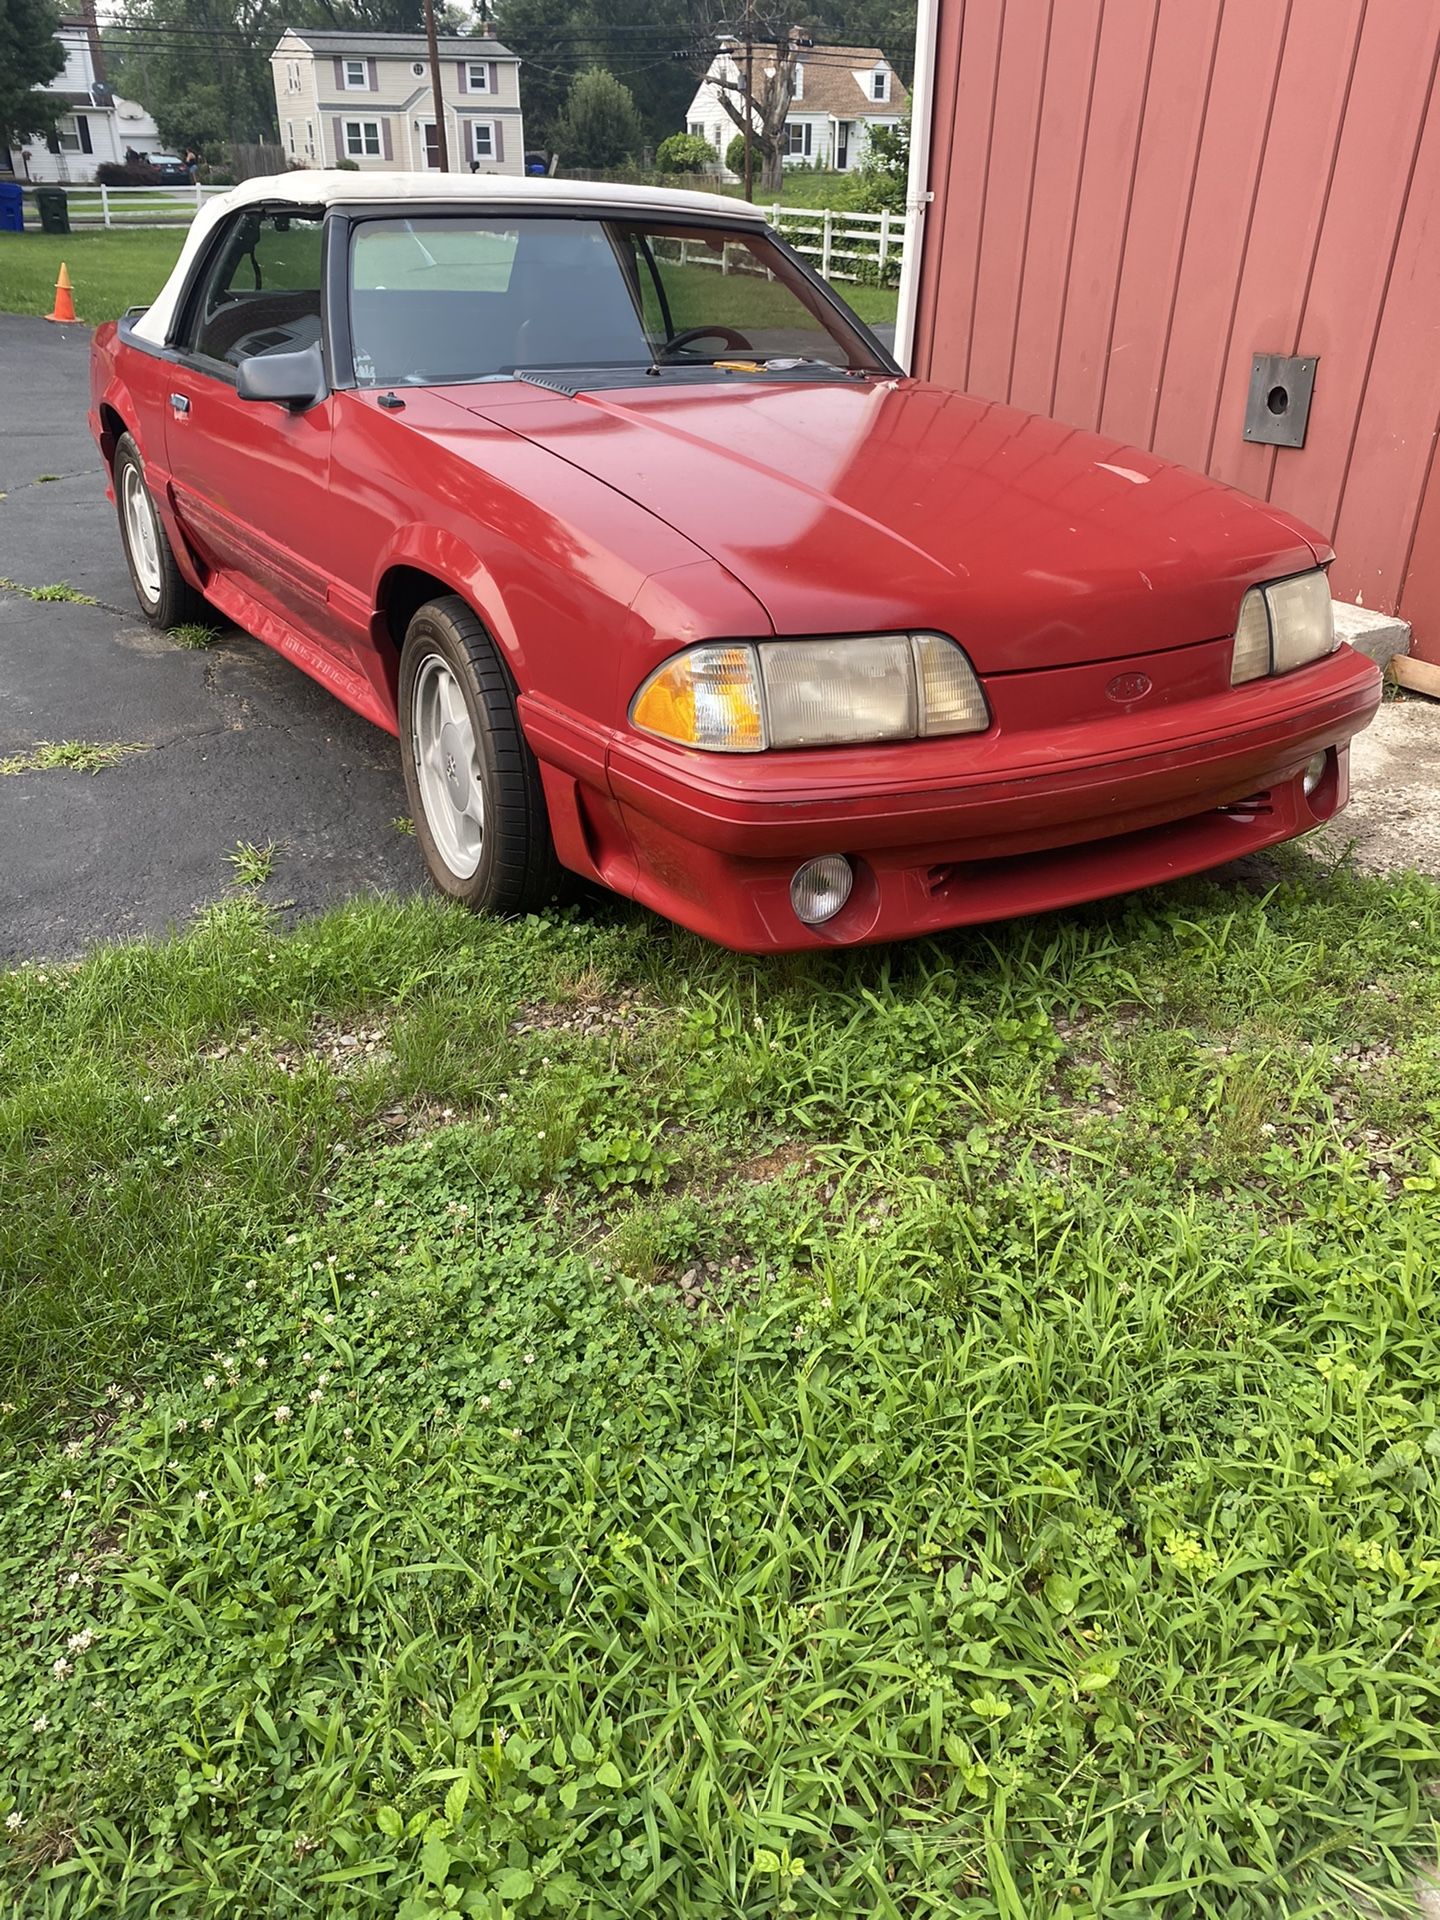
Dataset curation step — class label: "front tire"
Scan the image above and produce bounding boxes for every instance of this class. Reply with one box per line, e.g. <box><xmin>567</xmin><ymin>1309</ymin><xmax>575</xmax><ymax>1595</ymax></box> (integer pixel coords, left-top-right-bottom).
<box><xmin>113</xmin><ymin>432</ymin><xmax>204</xmax><ymax>628</ymax></box>
<box><xmin>398</xmin><ymin>595</ymin><xmax>561</xmax><ymax>915</ymax></box>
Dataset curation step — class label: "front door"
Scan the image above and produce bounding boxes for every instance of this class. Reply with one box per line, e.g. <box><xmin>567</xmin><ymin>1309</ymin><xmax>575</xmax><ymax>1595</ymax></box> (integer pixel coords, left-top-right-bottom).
<box><xmin>837</xmin><ymin>121</ymin><xmax>850</xmax><ymax>169</ymax></box>
<box><xmin>423</xmin><ymin>121</ymin><xmax>441</xmax><ymax>168</ymax></box>
<box><xmin>161</xmin><ymin>205</ymin><xmax>353</xmax><ymax>668</ymax></box>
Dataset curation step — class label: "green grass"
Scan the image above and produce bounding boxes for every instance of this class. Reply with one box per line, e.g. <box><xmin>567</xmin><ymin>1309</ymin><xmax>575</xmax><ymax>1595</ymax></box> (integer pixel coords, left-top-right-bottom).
<box><xmin>0</xmin><ymin>220</ymin><xmax>895</xmax><ymax>335</ymax></box>
<box><xmin>0</xmin><ymin>230</ymin><xmax>185</xmax><ymax>324</ymax></box>
<box><xmin>2</xmin><ymin>860</ymin><xmax>1440</xmax><ymax>1914</ymax></box>
<box><xmin>0</xmin><ymin>739</ymin><xmax>146</xmax><ymax>776</ymax></box>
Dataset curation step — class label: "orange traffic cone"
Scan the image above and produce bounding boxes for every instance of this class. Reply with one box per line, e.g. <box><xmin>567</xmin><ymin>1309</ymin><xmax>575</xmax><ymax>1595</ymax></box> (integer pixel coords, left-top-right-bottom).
<box><xmin>46</xmin><ymin>262</ymin><xmax>77</xmax><ymax>325</ymax></box>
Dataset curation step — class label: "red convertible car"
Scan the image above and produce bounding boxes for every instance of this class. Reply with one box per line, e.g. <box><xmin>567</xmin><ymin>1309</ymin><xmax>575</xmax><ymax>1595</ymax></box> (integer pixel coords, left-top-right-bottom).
<box><xmin>91</xmin><ymin>173</ymin><xmax>1380</xmax><ymax>951</ymax></box>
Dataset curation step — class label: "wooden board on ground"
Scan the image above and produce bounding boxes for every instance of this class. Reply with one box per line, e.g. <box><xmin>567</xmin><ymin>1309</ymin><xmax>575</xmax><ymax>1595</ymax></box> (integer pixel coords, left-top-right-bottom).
<box><xmin>1390</xmin><ymin>654</ymin><xmax>1440</xmax><ymax>699</ymax></box>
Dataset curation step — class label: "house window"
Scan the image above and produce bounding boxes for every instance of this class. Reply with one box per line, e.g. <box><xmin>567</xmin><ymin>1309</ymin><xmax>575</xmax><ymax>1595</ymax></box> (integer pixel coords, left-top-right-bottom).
<box><xmin>870</xmin><ymin>68</ymin><xmax>889</xmax><ymax>102</ymax></box>
<box><xmin>344</xmin><ymin>58</ymin><xmax>368</xmax><ymax>89</ymax></box>
<box><xmin>51</xmin><ymin>114</ymin><xmax>92</xmax><ymax>154</ymax></box>
<box><xmin>286</xmin><ymin>59</ymin><xmax>300</xmax><ymax>92</ymax></box>
<box><xmin>285</xmin><ymin>120</ymin><xmax>294</xmax><ymax>153</ymax></box>
<box><xmin>792</xmin><ymin>62</ymin><xmax>803</xmax><ymax>100</ymax></box>
<box><xmin>471</xmin><ymin>122</ymin><xmax>494</xmax><ymax>160</ymax></box>
<box><xmin>688</xmin><ymin>120</ymin><xmax>704</xmax><ymax>139</ymax></box>
<box><xmin>467</xmin><ymin>61</ymin><xmax>490</xmax><ymax>92</ymax></box>
<box><xmin>412</xmin><ymin>61</ymin><xmax>425</xmax><ymax>76</ymax></box>
<box><xmin>305</xmin><ymin>120</ymin><xmax>315</xmax><ymax>157</ymax></box>
<box><xmin>784</xmin><ymin>122</ymin><xmax>812</xmax><ymax>158</ymax></box>
<box><xmin>344</xmin><ymin>118</ymin><xmax>382</xmax><ymax>157</ymax></box>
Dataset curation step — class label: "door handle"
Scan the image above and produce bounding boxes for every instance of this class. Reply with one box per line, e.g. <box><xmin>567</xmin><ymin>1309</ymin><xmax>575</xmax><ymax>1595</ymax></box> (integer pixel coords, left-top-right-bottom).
<box><xmin>169</xmin><ymin>392</ymin><xmax>191</xmax><ymax>415</ymax></box>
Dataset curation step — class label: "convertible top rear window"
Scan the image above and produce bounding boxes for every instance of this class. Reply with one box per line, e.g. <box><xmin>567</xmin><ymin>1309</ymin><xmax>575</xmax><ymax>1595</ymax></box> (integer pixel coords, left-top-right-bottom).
<box><xmin>347</xmin><ymin>215</ymin><xmax>881</xmax><ymax>388</ymax></box>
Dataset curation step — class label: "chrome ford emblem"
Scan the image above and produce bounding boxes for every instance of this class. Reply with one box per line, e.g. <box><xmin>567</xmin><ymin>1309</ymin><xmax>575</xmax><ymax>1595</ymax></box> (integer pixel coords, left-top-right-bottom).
<box><xmin>1106</xmin><ymin>671</ymin><xmax>1153</xmax><ymax>704</ymax></box>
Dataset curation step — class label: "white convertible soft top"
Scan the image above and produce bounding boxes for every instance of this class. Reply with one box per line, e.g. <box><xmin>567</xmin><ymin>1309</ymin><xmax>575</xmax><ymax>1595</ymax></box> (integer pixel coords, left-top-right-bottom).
<box><xmin>132</xmin><ymin>169</ymin><xmax>767</xmax><ymax>346</ymax></box>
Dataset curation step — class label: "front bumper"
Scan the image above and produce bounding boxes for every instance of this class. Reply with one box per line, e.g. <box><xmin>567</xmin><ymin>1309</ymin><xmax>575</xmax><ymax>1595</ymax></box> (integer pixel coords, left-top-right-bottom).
<box><xmin>522</xmin><ymin>645</ymin><xmax>1382</xmax><ymax>952</ymax></box>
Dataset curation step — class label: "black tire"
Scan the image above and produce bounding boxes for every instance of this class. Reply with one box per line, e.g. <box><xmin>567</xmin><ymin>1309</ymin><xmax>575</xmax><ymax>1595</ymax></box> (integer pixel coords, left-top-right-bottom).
<box><xmin>113</xmin><ymin>432</ymin><xmax>205</xmax><ymax>629</ymax></box>
<box><xmin>398</xmin><ymin>595</ymin><xmax>562</xmax><ymax>915</ymax></box>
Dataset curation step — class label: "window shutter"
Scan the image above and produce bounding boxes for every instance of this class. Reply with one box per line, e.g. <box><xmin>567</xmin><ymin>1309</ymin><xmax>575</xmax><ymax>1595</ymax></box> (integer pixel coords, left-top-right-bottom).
<box><xmin>381</xmin><ymin>118</ymin><xmax>392</xmax><ymax>160</ymax></box>
<box><xmin>488</xmin><ymin>62</ymin><xmax>498</xmax><ymax>94</ymax></box>
<box><xmin>333</xmin><ymin>116</ymin><xmax>344</xmax><ymax>160</ymax></box>
<box><xmin>492</xmin><ymin>119</ymin><xmax>503</xmax><ymax>162</ymax></box>
<box><xmin>333</xmin><ymin>57</ymin><xmax>344</xmax><ymax>88</ymax></box>
<box><xmin>367</xmin><ymin>58</ymin><xmax>377</xmax><ymax>89</ymax></box>
<box><xmin>457</xmin><ymin>60</ymin><xmax>468</xmax><ymax>92</ymax></box>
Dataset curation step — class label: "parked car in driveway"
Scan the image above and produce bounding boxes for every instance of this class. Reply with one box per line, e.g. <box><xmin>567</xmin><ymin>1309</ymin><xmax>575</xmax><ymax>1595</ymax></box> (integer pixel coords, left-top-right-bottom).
<box><xmin>90</xmin><ymin>172</ymin><xmax>1381</xmax><ymax>952</ymax></box>
<box><xmin>145</xmin><ymin>152</ymin><xmax>194</xmax><ymax>186</ymax></box>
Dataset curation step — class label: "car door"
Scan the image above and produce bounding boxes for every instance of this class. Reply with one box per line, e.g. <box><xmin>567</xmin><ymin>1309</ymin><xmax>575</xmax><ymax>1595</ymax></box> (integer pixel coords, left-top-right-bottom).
<box><xmin>162</xmin><ymin>205</ymin><xmax>351</xmax><ymax>660</ymax></box>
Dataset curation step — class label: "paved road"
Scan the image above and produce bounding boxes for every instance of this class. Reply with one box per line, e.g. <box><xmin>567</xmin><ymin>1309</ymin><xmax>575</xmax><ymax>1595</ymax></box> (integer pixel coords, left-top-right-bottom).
<box><xmin>0</xmin><ymin>313</ymin><xmax>422</xmax><ymax>961</ymax></box>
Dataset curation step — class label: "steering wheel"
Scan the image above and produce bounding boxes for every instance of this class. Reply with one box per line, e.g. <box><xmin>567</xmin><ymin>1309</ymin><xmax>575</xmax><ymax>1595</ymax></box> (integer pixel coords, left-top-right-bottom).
<box><xmin>661</xmin><ymin>324</ymin><xmax>754</xmax><ymax>358</ymax></box>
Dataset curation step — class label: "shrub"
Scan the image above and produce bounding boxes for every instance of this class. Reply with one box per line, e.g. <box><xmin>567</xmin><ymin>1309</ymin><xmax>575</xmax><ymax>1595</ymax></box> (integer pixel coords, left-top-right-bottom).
<box><xmin>855</xmin><ymin>114</ymin><xmax>908</xmax><ymax>214</ymax></box>
<box><xmin>333</xmin><ymin>156</ymin><xmax>360</xmax><ymax>171</ymax></box>
<box><xmin>725</xmin><ymin>131</ymin><xmax>748</xmax><ymax>177</ymax></box>
<box><xmin>95</xmin><ymin>160</ymin><xmax>161</xmax><ymax>187</ymax></box>
<box><xmin>655</xmin><ymin>132</ymin><xmax>714</xmax><ymax>174</ymax></box>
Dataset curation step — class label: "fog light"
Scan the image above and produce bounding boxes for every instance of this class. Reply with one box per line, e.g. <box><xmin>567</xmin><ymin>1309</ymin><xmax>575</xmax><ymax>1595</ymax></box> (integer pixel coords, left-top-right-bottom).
<box><xmin>1303</xmin><ymin>751</ymin><xmax>1328</xmax><ymax>796</ymax></box>
<box><xmin>791</xmin><ymin>854</ymin><xmax>853</xmax><ymax>926</ymax></box>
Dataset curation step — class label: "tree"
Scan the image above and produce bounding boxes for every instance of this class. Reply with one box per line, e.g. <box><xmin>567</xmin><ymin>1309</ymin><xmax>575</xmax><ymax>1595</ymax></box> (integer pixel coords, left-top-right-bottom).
<box><xmin>705</xmin><ymin>28</ymin><xmax>802</xmax><ymax>196</ymax></box>
<box><xmin>551</xmin><ymin>64</ymin><xmax>641</xmax><ymax>169</ymax></box>
<box><xmin>493</xmin><ymin>0</ymin><xmax>582</xmax><ymax>150</ymax></box>
<box><xmin>655</xmin><ymin>130</ymin><xmax>713</xmax><ymax>172</ymax></box>
<box><xmin>0</xmin><ymin>0</ymin><xmax>65</xmax><ymax>148</ymax></box>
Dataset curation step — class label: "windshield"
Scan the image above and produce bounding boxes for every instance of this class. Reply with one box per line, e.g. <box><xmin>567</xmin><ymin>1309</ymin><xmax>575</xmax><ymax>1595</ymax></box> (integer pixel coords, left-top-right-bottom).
<box><xmin>347</xmin><ymin>215</ymin><xmax>883</xmax><ymax>387</ymax></box>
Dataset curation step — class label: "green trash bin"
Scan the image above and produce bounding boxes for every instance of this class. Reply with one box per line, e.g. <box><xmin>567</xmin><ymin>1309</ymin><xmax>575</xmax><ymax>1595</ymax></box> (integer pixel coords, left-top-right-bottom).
<box><xmin>35</xmin><ymin>186</ymin><xmax>69</xmax><ymax>235</ymax></box>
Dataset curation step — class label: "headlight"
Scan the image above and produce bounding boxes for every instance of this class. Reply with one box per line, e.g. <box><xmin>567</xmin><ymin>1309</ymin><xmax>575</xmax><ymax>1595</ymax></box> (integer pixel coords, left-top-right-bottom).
<box><xmin>1230</xmin><ymin>571</ymin><xmax>1336</xmax><ymax>684</ymax></box>
<box><xmin>629</xmin><ymin>633</ymin><xmax>988</xmax><ymax>752</ymax></box>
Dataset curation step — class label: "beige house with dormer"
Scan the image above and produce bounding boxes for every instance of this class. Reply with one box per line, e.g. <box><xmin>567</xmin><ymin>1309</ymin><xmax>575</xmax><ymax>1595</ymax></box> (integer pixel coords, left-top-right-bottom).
<box><xmin>270</xmin><ymin>28</ymin><xmax>525</xmax><ymax>175</ymax></box>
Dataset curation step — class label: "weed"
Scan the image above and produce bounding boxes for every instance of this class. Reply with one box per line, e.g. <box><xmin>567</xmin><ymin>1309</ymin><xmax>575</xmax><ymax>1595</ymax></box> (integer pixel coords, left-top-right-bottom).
<box><xmin>391</xmin><ymin>814</ymin><xmax>416</xmax><ymax>835</ymax></box>
<box><xmin>0</xmin><ymin>579</ymin><xmax>96</xmax><ymax>605</ymax></box>
<box><xmin>0</xmin><ymin>861</ymin><xmax>1438</xmax><ymax>1914</ymax></box>
<box><xmin>0</xmin><ymin>740</ymin><xmax>147</xmax><ymax>776</ymax></box>
<box><xmin>34</xmin><ymin>474</ymin><xmax>61</xmax><ymax>485</ymax></box>
<box><xmin>224</xmin><ymin>840</ymin><xmax>279</xmax><ymax>888</ymax></box>
<box><xmin>167</xmin><ymin>622</ymin><xmax>220</xmax><ymax>650</ymax></box>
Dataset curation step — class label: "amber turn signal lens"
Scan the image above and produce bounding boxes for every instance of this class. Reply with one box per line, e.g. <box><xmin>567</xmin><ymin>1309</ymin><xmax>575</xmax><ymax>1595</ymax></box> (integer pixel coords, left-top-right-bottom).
<box><xmin>631</xmin><ymin>645</ymin><xmax>765</xmax><ymax>752</ymax></box>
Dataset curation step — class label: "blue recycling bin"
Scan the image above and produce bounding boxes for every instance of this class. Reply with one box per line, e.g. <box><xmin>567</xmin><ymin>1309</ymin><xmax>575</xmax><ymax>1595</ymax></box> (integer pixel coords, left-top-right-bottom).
<box><xmin>0</xmin><ymin>182</ymin><xmax>23</xmax><ymax>233</ymax></box>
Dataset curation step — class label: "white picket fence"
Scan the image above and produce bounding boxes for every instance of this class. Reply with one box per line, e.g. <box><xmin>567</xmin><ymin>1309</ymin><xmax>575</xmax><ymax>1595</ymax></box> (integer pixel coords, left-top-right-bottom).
<box><xmin>19</xmin><ymin>183</ymin><xmax>905</xmax><ymax>285</ymax></box>
<box><xmin>671</xmin><ymin>205</ymin><xmax>904</xmax><ymax>288</ymax></box>
<box><xmin>22</xmin><ymin>184</ymin><xmax>230</xmax><ymax>229</ymax></box>
<box><xmin>769</xmin><ymin>205</ymin><xmax>903</xmax><ymax>285</ymax></box>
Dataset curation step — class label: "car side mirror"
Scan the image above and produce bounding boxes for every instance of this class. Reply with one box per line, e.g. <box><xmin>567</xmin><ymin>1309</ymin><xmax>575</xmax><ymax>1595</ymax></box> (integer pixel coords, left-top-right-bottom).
<box><xmin>236</xmin><ymin>342</ymin><xmax>325</xmax><ymax>410</ymax></box>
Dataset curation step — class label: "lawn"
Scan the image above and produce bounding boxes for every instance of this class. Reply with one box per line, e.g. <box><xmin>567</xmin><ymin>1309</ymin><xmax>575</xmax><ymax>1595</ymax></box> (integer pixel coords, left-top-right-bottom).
<box><xmin>3</xmin><ymin>854</ymin><xmax>1440</xmax><ymax>1916</ymax></box>
<box><xmin>0</xmin><ymin>231</ymin><xmax>186</xmax><ymax>324</ymax></box>
<box><xmin>0</xmin><ymin>218</ymin><xmax>897</xmax><ymax>335</ymax></box>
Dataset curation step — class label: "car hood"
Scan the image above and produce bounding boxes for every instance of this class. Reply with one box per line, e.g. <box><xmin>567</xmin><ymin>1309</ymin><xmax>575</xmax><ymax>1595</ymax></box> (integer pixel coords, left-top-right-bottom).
<box><xmin>467</xmin><ymin>376</ymin><xmax>1325</xmax><ymax>672</ymax></box>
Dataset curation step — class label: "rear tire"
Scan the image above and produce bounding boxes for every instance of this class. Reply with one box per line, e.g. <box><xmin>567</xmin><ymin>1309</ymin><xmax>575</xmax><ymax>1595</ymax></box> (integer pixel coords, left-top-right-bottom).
<box><xmin>113</xmin><ymin>432</ymin><xmax>204</xmax><ymax>629</ymax></box>
<box><xmin>398</xmin><ymin>595</ymin><xmax>562</xmax><ymax>915</ymax></box>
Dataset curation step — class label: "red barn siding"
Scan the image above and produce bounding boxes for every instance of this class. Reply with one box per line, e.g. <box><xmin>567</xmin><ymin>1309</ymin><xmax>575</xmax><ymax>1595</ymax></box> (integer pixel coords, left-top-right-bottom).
<box><xmin>910</xmin><ymin>0</ymin><xmax>1440</xmax><ymax>662</ymax></box>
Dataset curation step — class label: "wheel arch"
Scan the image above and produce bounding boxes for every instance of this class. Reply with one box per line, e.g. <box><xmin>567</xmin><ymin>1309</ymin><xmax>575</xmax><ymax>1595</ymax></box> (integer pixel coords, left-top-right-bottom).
<box><xmin>373</xmin><ymin>538</ymin><xmax>526</xmax><ymax>715</ymax></box>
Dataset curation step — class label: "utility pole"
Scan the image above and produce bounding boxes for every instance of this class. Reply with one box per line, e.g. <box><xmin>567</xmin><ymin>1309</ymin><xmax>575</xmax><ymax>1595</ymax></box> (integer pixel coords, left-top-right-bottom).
<box><xmin>423</xmin><ymin>0</ymin><xmax>449</xmax><ymax>172</ymax></box>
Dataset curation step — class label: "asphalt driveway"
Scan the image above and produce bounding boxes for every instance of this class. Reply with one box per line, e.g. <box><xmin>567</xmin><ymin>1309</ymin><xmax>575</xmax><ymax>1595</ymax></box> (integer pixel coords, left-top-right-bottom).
<box><xmin>0</xmin><ymin>312</ymin><xmax>421</xmax><ymax>961</ymax></box>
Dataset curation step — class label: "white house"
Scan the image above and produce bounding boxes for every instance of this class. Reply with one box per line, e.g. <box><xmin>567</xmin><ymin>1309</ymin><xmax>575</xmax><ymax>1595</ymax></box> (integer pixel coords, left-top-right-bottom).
<box><xmin>683</xmin><ymin>42</ymin><xmax>906</xmax><ymax>176</ymax></box>
<box><xmin>5</xmin><ymin>14</ymin><xmax>161</xmax><ymax>183</ymax></box>
<box><xmin>270</xmin><ymin>29</ymin><xmax>525</xmax><ymax>176</ymax></box>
